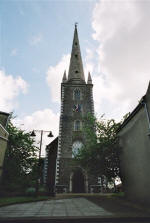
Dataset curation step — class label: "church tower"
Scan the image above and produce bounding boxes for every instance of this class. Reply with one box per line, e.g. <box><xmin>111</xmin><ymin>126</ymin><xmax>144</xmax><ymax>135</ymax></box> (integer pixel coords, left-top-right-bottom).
<box><xmin>55</xmin><ymin>25</ymin><xmax>94</xmax><ymax>193</ymax></box>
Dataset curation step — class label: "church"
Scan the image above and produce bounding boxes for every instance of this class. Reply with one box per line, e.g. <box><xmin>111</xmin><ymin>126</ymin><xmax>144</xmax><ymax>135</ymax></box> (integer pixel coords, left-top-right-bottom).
<box><xmin>45</xmin><ymin>25</ymin><xmax>98</xmax><ymax>193</ymax></box>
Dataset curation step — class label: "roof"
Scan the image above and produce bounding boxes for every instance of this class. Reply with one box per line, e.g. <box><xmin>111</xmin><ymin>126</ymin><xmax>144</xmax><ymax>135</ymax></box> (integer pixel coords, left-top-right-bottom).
<box><xmin>118</xmin><ymin>81</ymin><xmax>150</xmax><ymax>132</ymax></box>
<box><xmin>0</xmin><ymin>111</ymin><xmax>10</xmax><ymax>128</ymax></box>
<box><xmin>117</xmin><ymin>96</ymin><xmax>145</xmax><ymax>132</ymax></box>
<box><xmin>46</xmin><ymin>137</ymin><xmax>58</xmax><ymax>151</ymax></box>
<box><xmin>0</xmin><ymin>111</ymin><xmax>10</xmax><ymax>116</ymax></box>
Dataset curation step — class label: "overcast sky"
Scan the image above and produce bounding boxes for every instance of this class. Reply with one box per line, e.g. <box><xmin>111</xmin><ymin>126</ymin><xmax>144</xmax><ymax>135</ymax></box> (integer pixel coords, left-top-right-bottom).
<box><xmin>0</xmin><ymin>0</ymin><xmax>150</xmax><ymax>155</ymax></box>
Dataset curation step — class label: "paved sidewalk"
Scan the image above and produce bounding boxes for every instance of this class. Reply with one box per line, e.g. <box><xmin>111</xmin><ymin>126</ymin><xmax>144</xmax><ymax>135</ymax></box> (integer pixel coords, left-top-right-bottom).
<box><xmin>0</xmin><ymin>198</ymin><xmax>113</xmax><ymax>218</ymax></box>
<box><xmin>0</xmin><ymin>196</ymin><xmax>150</xmax><ymax>222</ymax></box>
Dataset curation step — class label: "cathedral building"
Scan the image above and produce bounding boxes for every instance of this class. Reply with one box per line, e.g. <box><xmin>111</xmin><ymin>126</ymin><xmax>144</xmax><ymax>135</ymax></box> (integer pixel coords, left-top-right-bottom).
<box><xmin>55</xmin><ymin>25</ymin><xmax>95</xmax><ymax>193</ymax></box>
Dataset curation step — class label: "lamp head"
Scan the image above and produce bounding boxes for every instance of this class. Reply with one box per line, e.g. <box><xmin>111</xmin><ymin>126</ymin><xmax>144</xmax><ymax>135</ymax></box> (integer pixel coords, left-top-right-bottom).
<box><xmin>48</xmin><ymin>131</ymin><xmax>53</xmax><ymax>137</ymax></box>
<box><xmin>30</xmin><ymin>130</ymin><xmax>36</xmax><ymax>137</ymax></box>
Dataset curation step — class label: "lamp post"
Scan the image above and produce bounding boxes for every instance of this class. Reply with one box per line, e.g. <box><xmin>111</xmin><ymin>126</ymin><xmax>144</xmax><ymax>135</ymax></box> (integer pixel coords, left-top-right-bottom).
<box><xmin>30</xmin><ymin>130</ymin><xmax>53</xmax><ymax>196</ymax></box>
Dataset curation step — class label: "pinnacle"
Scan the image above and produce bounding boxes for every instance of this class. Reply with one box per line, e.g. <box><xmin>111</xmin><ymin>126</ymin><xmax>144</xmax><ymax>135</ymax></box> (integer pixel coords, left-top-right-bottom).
<box><xmin>87</xmin><ymin>72</ymin><xmax>92</xmax><ymax>84</ymax></box>
<box><xmin>62</xmin><ymin>70</ymin><xmax>67</xmax><ymax>83</ymax></box>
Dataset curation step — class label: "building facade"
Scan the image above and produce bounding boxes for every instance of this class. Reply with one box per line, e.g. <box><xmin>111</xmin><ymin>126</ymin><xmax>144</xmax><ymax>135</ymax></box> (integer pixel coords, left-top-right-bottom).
<box><xmin>118</xmin><ymin>82</ymin><xmax>150</xmax><ymax>204</ymax></box>
<box><xmin>44</xmin><ymin>137</ymin><xmax>58</xmax><ymax>195</ymax></box>
<box><xmin>0</xmin><ymin>111</ymin><xmax>9</xmax><ymax>183</ymax></box>
<box><xmin>55</xmin><ymin>25</ymin><xmax>95</xmax><ymax>193</ymax></box>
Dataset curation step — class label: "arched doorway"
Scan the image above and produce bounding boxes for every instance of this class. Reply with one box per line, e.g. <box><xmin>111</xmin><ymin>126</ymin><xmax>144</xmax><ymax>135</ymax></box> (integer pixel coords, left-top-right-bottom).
<box><xmin>72</xmin><ymin>168</ymin><xmax>85</xmax><ymax>193</ymax></box>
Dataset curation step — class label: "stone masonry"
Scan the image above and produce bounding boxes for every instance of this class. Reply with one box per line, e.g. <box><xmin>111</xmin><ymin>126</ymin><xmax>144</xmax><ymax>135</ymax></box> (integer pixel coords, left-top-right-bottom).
<box><xmin>55</xmin><ymin>25</ymin><xmax>96</xmax><ymax>193</ymax></box>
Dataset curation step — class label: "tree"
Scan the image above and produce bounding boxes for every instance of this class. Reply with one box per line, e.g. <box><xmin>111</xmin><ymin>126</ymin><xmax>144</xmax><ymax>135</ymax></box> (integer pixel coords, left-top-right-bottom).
<box><xmin>75</xmin><ymin>113</ymin><xmax>121</xmax><ymax>185</ymax></box>
<box><xmin>2</xmin><ymin>117</ymin><xmax>38</xmax><ymax>192</ymax></box>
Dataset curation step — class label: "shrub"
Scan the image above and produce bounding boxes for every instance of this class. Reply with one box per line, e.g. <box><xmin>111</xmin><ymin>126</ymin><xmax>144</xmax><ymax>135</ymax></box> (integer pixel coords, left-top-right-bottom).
<box><xmin>25</xmin><ymin>187</ymin><xmax>36</xmax><ymax>197</ymax></box>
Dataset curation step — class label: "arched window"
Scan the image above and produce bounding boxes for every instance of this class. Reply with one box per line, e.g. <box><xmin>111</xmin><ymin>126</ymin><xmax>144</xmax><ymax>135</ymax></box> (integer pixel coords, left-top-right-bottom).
<box><xmin>74</xmin><ymin>120</ymin><xmax>82</xmax><ymax>131</ymax></box>
<box><xmin>74</xmin><ymin>88</ymin><xmax>80</xmax><ymax>100</ymax></box>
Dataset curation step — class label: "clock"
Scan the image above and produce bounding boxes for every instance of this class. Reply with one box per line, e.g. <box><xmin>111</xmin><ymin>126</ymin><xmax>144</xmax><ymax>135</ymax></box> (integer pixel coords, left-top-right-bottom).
<box><xmin>73</xmin><ymin>104</ymin><xmax>81</xmax><ymax>112</ymax></box>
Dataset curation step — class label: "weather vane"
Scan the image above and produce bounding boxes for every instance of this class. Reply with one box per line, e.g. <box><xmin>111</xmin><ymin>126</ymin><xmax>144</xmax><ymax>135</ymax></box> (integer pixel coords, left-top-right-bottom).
<box><xmin>75</xmin><ymin>22</ymin><xmax>78</xmax><ymax>28</ymax></box>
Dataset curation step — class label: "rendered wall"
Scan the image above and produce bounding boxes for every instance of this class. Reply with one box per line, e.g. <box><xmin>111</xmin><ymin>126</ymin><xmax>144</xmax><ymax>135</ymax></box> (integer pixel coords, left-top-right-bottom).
<box><xmin>118</xmin><ymin>96</ymin><xmax>150</xmax><ymax>204</ymax></box>
<box><xmin>0</xmin><ymin>112</ymin><xmax>9</xmax><ymax>182</ymax></box>
<box><xmin>0</xmin><ymin>124</ymin><xmax>9</xmax><ymax>180</ymax></box>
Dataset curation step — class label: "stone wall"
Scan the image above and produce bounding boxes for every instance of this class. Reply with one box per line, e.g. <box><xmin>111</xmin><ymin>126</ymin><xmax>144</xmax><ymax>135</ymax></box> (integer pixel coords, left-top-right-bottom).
<box><xmin>57</xmin><ymin>82</ymin><xmax>94</xmax><ymax>192</ymax></box>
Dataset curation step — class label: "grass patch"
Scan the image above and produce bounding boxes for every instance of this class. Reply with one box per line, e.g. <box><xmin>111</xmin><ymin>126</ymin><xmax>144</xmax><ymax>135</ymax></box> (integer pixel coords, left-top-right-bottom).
<box><xmin>0</xmin><ymin>196</ymin><xmax>50</xmax><ymax>207</ymax></box>
<box><xmin>110</xmin><ymin>192</ymin><xmax>125</xmax><ymax>197</ymax></box>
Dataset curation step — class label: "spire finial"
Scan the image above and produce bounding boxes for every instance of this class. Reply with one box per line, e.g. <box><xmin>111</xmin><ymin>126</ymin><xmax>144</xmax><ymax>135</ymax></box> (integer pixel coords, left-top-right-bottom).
<box><xmin>75</xmin><ymin>22</ymin><xmax>78</xmax><ymax>29</ymax></box>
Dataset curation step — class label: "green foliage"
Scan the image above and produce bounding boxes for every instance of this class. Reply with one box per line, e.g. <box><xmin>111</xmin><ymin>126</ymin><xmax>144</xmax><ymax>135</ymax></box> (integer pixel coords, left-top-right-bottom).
<box><xmin>75</xmin><ymin>113</ymin><xmax>121</xmax><ymax>181</ymax></box>
<box><xmin>0</xmin><ymin>196</ymin><xmax>49</xmax><ymax>207</ymax></box>
<box><xmin>25</xmin><ymin>187</ymin><xmax>36</xmax><ymax>197</ymax></box>
<box><xmin>2</xmin><ymin>116</ymin><xmax>39</xmax><ymax>192</ymax></box>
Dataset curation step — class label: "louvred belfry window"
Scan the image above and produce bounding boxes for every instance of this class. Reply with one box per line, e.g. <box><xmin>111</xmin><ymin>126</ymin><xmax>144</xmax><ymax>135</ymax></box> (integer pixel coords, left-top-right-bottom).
<box><xmin>74</xmin><ymin>89</ymin><xmax>80</xmax><ymax>100</ymax></box>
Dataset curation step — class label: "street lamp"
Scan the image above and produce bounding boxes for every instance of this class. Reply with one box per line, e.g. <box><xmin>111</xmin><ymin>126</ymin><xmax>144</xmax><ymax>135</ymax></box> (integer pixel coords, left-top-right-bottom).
<box><xmin>31</xmin><ymin>129</ymin><xmax>53</xmax><ymax>196</ymax></box>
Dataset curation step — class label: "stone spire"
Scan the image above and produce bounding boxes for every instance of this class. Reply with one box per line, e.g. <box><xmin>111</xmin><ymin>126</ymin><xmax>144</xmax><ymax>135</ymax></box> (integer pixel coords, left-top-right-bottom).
<box><xmin>62</xmin><ymin>70</ymin><xmax>67</xmax><ymax>83</ymax></box>
<box><xmin>68</xmin><ymin>24</ymin><xmax>85</xmax><ymax>82</ymax></box>
<box><xmin>87</xmin><ymin>72</ymin><xmax>92</xmax><ymax>84</ymax></box>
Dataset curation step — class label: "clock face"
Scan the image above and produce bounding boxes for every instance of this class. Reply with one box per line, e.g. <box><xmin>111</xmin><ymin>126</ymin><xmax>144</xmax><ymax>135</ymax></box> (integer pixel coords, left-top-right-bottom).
<box><xmin>73</xmin><ymin>104</ymin><xmax>81</xmax><ymax>112</ymax></box>
<box><xmin>72</xmin><ymin>141</ymin><xmax>83</xmax><ymax>157</ymax></box>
